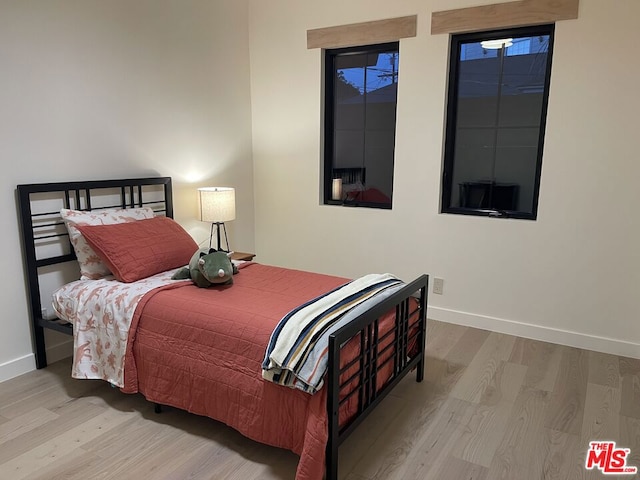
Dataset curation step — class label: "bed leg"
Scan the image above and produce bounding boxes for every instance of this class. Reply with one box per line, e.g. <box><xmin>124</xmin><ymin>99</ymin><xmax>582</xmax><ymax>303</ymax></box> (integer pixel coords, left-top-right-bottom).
<box><xmin>326</xmin><ymin>439</ymin><xmax>338</xmax><ymax>480</ymax></box>
<box><xmin>416</xmin><ymin>354</ymin><xmax>425</xmax><ymax>383</ymax></box>
<box><xmin>34</xmin><ymin>325</ymin><xmax>47</xmax><ymax>369</ymax></box>
<box><xmin>415</xmin><ymin>285</ymin><xmax>428</xmax><ymax>383</ymax></box>
<box><xmin>154</xmin><ymin>403</ymin><xmax>162</xmax><ymax>414</ymax></box>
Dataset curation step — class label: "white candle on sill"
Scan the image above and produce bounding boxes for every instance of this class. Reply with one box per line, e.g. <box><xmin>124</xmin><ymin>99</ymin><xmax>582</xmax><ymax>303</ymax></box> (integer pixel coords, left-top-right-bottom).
<box><xmin>331</xmin><ymin>178</ymin><xmax>342</xmax><ymax>201</ymax></box>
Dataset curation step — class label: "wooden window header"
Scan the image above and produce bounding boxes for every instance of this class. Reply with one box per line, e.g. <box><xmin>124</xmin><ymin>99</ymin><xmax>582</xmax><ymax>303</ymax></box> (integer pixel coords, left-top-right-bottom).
<box><xmin>307</xmin><ymin>15</ymin><xmax>417</xmax><ymax>50</ymax></box>
<box><xmin>431</xmin><ymin>0</ymin><xmax>578</xmax><ymax>35</ymax></box>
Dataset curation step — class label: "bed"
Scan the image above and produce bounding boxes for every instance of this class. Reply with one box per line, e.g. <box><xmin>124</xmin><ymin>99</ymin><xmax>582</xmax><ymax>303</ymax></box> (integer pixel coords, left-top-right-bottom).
<box><xmin>16</xmin><ymin>176</ymin><xmax>429</xmax><ymax>480</ymax></box>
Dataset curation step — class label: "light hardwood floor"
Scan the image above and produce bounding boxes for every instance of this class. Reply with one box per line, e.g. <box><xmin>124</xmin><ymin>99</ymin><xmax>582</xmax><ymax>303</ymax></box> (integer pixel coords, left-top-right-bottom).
<box><xmin>1</xmin><ymin>320</ymin><xmax>638</xmax><ymax>480</ymax></box>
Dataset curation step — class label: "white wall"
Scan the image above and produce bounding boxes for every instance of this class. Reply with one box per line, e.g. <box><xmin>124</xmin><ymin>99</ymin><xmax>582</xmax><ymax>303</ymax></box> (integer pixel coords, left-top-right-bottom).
<box><xmin>3</xmin><ymin>0</ymin><xmax>638</xmax><ymax>383</ymax></box>
<box><xmin>0</xmin><ymin>0</ymin><xmax>254</xmax><ymax>381</ymax></box>
<box><xmin>248</xmin><ymin>0</ymin><xmax>640</xmax><ymax>358</ymax></box>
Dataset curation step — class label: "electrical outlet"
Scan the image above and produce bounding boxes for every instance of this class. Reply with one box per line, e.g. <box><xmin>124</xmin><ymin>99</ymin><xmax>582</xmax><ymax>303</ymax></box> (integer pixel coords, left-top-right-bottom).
<box><xmin>41</xmin><ymin>308</ymin><xmax>48</xmax><ymax>319</ymax></box>
<box><xmin>433</xmin><ymin>277</ymin><xmax>444</xmax><ymax>295</ymax></box>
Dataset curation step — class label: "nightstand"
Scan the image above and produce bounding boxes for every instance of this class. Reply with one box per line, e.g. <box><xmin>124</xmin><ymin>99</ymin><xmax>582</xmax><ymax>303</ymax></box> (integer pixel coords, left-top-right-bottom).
<box><xmin>230</xmin><ymin>251</ymin><xmax>255</xmax><ymax>262</ymax></box>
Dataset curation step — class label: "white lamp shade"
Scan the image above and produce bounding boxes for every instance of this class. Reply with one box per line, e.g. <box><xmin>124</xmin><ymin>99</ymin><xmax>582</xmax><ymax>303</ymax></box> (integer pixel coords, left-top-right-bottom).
<box><xmin>198</xmin><ymin>187</ymin><xmax>236</xmax><ymax>222</ymax></box>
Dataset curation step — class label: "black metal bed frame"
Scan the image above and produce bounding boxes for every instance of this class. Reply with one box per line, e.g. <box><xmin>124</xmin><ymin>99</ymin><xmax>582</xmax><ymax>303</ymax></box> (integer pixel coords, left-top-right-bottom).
<box><xmin>16</xmin><ymin>177</ymin><xmax>173</xmax><ymax>368</ymax></box>
<box><xmin>16</xmin><ymin>176</ymin><xmax>428</xmax><ymax>480</ymax></box>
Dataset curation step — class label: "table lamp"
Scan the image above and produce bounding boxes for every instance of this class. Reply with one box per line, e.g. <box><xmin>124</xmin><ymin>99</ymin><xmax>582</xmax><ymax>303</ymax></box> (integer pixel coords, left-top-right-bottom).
<box><xmin>198</xmin><ymin>187</ymin><xmax>236</xmax><ymax>251</ymax></box>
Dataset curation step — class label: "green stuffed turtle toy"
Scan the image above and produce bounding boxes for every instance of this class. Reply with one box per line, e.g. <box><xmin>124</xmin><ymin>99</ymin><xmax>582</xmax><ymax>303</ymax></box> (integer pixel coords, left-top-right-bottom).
<box><xmin>172</xmin><ymin>248</ymin><xmax>238</xmax><ymax>288</ymax></box>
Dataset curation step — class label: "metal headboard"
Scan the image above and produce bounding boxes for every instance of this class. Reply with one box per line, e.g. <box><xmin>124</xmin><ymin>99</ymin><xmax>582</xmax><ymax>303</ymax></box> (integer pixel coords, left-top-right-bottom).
<box><xmin>16</xmin><ymin>177</ymin><xmax>173</xmax><ymax>368</ymax></box>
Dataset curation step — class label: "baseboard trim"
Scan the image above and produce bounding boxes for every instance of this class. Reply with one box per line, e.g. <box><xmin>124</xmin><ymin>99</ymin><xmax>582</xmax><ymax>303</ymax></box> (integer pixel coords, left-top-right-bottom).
<box><xmin>429</xmin><ymin>306</ymin><xmax>640</xmax><ymax>359</ymax></box>
<box><xmin>0</xmin><ymin>339</ymin><xmax>73</xmax><ymax>383</ymax></box>
<box><xmin>0</xmin><ymin>354</ymin><xmax>35</xmax><ymax>383</ymax></box>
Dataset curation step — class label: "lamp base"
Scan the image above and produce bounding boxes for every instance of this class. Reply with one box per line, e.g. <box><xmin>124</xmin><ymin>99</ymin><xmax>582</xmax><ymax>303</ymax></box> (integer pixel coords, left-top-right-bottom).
<box><xmin>209</xmin><ymin>222</ymin><xmax>230</xmax><ymax>252</ymax></box>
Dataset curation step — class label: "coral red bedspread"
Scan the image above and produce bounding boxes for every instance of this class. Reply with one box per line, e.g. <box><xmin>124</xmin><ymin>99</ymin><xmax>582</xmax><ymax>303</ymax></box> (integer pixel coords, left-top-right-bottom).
<box><xmin>121</xmin><ymin>262</ymin><xmax>350</xmax><ymax>480</ymax></box>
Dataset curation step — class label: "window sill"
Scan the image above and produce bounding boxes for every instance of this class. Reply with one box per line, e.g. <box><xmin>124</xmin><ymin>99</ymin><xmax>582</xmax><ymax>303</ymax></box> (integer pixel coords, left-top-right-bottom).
<box><xmin>441</xmin><ymin>207</ymin><xmax>536</xmax><ymax>220</ymax></box>
<box><xmin>324</xmin><ymin>200</ymin><xmax>392</xmax><ymax>210</ymax></box>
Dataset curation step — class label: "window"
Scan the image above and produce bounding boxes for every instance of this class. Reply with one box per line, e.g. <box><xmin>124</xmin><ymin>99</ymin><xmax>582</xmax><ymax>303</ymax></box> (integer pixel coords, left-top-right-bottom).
<box><xmin>323</xmin><ymin>42</ymin><xmax>399</xmax><ymax>209</ymax></box>
<box><xmin>441</xmin><ymin>24</ymin><xmax>555</xmax><ymax>219</ymax></box>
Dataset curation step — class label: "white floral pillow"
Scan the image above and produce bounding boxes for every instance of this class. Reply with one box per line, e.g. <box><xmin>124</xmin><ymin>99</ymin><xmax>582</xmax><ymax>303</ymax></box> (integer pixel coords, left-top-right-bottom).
<box><xmin>60</xmin><ymin>207</ymin><xmax>155</xmax><ymax>280</ymax></box>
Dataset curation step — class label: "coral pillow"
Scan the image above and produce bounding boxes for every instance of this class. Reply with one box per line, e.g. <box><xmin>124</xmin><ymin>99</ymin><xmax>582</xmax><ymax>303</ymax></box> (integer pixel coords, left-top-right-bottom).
<box><xmin>61</xmin><ymin>207</ymin><xmax>155</xmax><ymax>280</ymax></box>
<box><xmin>75</xmin><ymin>216</ymin><xmax>198</xmax><ymax>283</ymax></box>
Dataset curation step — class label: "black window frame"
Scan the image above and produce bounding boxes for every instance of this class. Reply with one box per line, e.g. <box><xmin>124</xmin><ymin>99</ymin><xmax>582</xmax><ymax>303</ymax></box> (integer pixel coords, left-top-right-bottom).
<box><xmin>441</xmin><ymin>24</ymin><xmax>555</xmax><ymax>220</ymax></box>
<box><xmin>323</xmin><ymin>41</ymin><xmax>399</xmax><ymax>210</ymax></box>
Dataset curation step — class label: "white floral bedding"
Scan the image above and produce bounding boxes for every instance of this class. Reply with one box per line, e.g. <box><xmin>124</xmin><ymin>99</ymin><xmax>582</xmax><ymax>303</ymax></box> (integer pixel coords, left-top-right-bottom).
<box><xmin>52</xmin><ymin>268</ymin><xmax>189</xmax><ymax>387</ymax></box>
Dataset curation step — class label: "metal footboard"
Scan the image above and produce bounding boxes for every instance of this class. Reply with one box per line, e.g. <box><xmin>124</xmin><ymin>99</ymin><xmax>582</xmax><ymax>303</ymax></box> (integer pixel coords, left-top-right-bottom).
<box><xmin>325</xmin><ymin>274</ymin><xmax>428</xmax><ymax>479</ymax></box>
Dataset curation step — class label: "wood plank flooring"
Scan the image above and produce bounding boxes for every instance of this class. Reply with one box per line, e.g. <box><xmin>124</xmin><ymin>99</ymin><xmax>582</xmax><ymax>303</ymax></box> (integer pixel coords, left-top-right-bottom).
<box><xmin>0</xmin><ymin>320</ymin><xmax>638</xmax><ymax>480</ymax></box>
